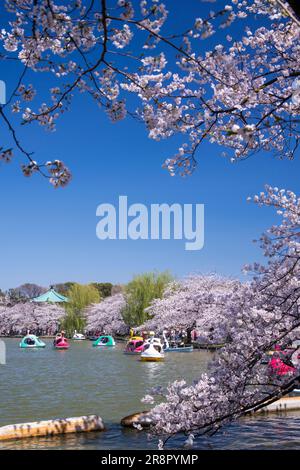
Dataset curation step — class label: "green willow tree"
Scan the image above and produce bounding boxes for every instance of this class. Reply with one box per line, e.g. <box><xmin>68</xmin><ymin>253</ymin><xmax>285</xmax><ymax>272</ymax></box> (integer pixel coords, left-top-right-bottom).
<box><xmin>121</xmin><ymin>271</ymin><xmax>173</xmax><ymax>328</ymax></box>
<box><xmin>61</xmin><ymin>284</ymin><xmax>100</xmax><ymax>336</ymax></box>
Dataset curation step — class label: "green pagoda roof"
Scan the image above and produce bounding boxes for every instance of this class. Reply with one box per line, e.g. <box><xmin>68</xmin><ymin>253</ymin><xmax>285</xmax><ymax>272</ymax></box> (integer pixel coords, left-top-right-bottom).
<box><xmin>32</xmin><ymin>288</ymin><xmax>69</xmax><ymax>303</ymax></box>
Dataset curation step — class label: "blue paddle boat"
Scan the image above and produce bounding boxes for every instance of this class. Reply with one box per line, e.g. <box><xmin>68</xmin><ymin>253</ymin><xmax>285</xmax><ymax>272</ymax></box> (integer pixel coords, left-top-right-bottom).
<box><xmin>20</xmin><ymin>333</ymin><xmax>46</xmax><ymax>349</ymax></box>
<box><xmin>92</xmin><ymin>335</ymin><xmax>115</xmax><ymax>347</ymax></box>
<box><xmin>162</xmin><ymin>331</ymin><xmax>193</xmax><ymax>352</ymax></box>
<box><xmin>164</xmin><ymin>345</ymin><xmax>193</xmax><ymax>352</ymax></box>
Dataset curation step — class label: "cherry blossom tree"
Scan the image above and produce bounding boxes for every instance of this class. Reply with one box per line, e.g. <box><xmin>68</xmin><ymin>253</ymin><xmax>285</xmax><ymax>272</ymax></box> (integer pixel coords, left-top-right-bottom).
<box><xmin>0</xmin><ymin>302</ymin><xmax>65</xmax><ymax>335</ymax></box>
<box><xmin>144</xmin><ymin>186</ymin><xmax>300</xmax><ymax>447</ymax></box>
<box><xmin>0</xmin><ymin>1</ymin><xmax>299</xmax><ymax>185</ymax></box>
<box><xmin>85</xmin><ymin>293</ymin><xmax>128</xmax><ymax>335</ymax></box>
<box><xmin>143</xmin><ymin>274</ymin><xmax>244</xmax><ymax>343</ymax></box>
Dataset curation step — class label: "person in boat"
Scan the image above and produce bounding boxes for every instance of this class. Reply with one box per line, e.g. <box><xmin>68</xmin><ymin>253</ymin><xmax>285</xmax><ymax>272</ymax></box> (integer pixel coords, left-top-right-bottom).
<box><xmin>169</xmin><ymin>330</ymin><xmax>176</xmax><ymax>347</ymax></box>
<box><xmin>54</xmin><ymin>332</ymin><xmax>61</xmax><ymax>345</ymax></box>
<box><xmin>186</xmin><ymin>327</ymin><xmax>193</xmax><ymax>345</ymax></box>
<box><xmin>142</xmin><ymin>330</ymin><xmax>147</xmax><ymax>340</ymax></box>
<box><xmin>180</xmin><ymin>330</ymin><xmax>187</xmax><ymax>346</ymax></box>
<box><xmin>208</xmin><ymin>327</ymin><xmax>215</xmax><ymax>342</ymax></box>
<box><xmin>25</xmin><ymin>337</ymin><xmax>35</xmax><ymax>346</ymax></box>
<box><xmin>55</xmin><ymin>331</ymin><xmax>66</xmax><ymax>346</ymax></box>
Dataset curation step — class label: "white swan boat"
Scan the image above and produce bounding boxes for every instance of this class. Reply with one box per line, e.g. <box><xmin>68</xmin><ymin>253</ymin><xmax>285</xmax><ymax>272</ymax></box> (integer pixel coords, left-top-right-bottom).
<box><xmin>72</xmin><ymin>330</ymin><xmax>86</xmax><ymax>340</ymax></box>
<box><xmin>140</xmin><ymin>337</ymin><xmax>164</xmax><ymax>362</ymax></box>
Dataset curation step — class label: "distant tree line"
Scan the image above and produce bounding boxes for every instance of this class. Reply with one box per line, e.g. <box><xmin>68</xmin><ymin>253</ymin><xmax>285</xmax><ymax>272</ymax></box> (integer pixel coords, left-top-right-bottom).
<box><xmin>0</xmin><ymin>273</ymin><xmax>173</xmax><ymax>337</ymax></box>
<box><xmin>60</xmin><ymin>274</ymin><xmax>172</xmax><ymax>336</ymax></box>
<box><xmin>0</xmin><ymin>281</ymin><xmax>122</xmax><ymax>304</ymax></box>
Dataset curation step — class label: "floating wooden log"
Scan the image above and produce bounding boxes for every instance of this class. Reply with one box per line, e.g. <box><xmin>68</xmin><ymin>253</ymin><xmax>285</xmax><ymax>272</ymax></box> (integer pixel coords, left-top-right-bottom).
<box><xmin>121</xmin><ymin>411</ymin><xmax>152</xmax><ymax>428</ymax></box>
<box><xmin>0</xmin><ymin>415</ymin><xmax>105</xmax><ymax>441</ymax></box>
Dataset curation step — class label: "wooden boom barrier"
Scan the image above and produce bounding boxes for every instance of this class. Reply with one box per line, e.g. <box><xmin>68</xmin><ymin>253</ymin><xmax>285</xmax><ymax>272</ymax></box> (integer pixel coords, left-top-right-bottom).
<box><xmin>256</xmin><ymin>396</ymin><xmax>300</xmax><ymax>414</ymax></box>
<box><xmin>2</xmin><ymin>396</ymin><xmax>300</xmax><ymax>441</ymax></box>
<box><xmin>120</xmin><ymin>411</ymin><xmax>151</xmax><ymax>427</ymax></box>
<box><xmin>0</xmin><ymin>415</ymin><xmax>105</xmax><ymax>441</ymax></box>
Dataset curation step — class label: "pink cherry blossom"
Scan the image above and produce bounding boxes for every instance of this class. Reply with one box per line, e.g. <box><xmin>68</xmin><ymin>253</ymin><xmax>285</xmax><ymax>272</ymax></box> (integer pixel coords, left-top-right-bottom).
<box><xmin>0</xmin><ymin>302</ymin><xmax>65</xmax><ymax>336</ymax></box>
<box><xmin>85</xmin><ymin>293</ymin><xmax>128</xmax><ymax>335</ymax></box>
<box><xmin>146</xmin><ymin>185</ymin><xmax>300</xmax><ymax>446</ymax></box>
<box><xmin>0</xmin><ymin>1</ymin><xmax>298</xmax><ymax>184</ymax></box>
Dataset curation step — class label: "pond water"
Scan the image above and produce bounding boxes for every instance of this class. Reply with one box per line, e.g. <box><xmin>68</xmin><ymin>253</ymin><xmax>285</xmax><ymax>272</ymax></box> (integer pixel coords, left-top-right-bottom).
<box><xmin>1</xmin><ymin>338</ymin><xmax>300</xmax><ymax>450</ymax></box>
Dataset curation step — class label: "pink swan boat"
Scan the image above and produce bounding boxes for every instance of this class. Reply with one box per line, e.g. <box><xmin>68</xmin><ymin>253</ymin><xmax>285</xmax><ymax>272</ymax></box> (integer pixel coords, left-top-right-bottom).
<box><xmin>53</xmin><ymin>332</ymin><xmax>70</xmax><ymax>350</ymax></box>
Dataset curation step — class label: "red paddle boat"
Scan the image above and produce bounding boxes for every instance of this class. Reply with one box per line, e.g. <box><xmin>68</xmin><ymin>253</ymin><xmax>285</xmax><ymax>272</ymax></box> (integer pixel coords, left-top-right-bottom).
<box><xmin>123</xmin><ymin>336</ymin><xmax>145</xmax><ymax>355</ymax></box>
<box><xmin>53</xmin><ymin>331</ymin><xmax>70</xmax><ymax>350</ymax></box>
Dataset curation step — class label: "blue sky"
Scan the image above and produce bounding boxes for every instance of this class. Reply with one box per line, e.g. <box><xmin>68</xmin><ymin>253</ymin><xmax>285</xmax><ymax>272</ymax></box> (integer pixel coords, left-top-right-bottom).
<box><xmin>0</xmin><ymin>1</ymin><xmax>299</xmax><ymax>290</ymax></box>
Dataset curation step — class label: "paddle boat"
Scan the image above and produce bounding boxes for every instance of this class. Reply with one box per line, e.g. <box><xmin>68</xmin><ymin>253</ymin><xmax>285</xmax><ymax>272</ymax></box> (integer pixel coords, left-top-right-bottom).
<box><xmin>19</xmin><ymin>332</ymin><xmax>46</xmax><ymax>349</ymax></box>
<box><xmin>143</xmin><ymin>333</ymin><xmax>164</xmax><ymax>348</ymax></box>
<box><xmin>162</xmin><ymin>332</ymin><xmax>193</xmax><ymax>352</ymax></box>
<box><xmin>193</xmin><ymin>342</ymin><xmax>224</xmax><ymax>351</ymax></box>
<box><xmin>124</xmin><ymin>336</ymin><xmax>145</xmax><ymax>355</ymax></box>
<box><xmin>87</xmin><ymin>335</ymin><xmax>100</xmax><ymax>341</ymax></box>
<box><xmin>165</xmin><ymin>345</ymin><xmax>193</xmax><ymax>352</ymax></box>
<box><xmin>92</xmin><ymin>335</ymin><xmax>115</xmax><ymax>347</ymax></box>
<box><xmin>140</xmin><ymin>338</ymin><xmax>164</xmax><ymax>362</ymax></box>
<box><xmin>72</xmin><ymin>330</ymin><xmax>86</xmax><ymax>340</ymax></box>
<box><xmin>53</xmin><ymin>332</ymin><xmax>70</xmax><ymax>350</ymax></box>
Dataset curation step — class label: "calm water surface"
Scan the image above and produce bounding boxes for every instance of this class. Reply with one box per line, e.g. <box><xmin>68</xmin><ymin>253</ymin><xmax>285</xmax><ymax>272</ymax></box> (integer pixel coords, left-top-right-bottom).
<box><xmin>1</xmin><ymin>338</ymin><xmax>300</xmax><ymax>450</ymax></box>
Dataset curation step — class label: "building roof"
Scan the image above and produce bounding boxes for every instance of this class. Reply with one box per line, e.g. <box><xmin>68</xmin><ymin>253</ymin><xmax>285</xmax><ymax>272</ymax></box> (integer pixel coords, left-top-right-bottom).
<box><xmin>32</xmin><ymin>288</ymin><xmax>68</xmax><ymax>303</ymax></box>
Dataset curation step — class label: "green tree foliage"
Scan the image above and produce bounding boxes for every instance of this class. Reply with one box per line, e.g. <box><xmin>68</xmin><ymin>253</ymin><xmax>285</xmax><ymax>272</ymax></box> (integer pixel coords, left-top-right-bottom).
<box><xmin>121</xmin><ymin>271</ymin><xmax>173</xmax><ymax>327</ymax></box>
<box><xmin>61</xmin><ymin>284</ymin><xmax>100</xmax><ymax>336</ymax></box>
<box><xmin>90</xmin><ymin>282</ymin><xmax>113</xmax><ymax>298</ymax></box>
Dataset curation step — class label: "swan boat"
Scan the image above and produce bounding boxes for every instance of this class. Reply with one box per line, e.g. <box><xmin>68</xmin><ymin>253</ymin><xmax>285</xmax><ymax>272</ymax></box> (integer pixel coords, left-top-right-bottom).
<box><xmin>72</xmin><ymin>330</ymin><xmax>86</xmax><ymax>340</ymax></box>
<box><xmin>140</xmin><ymin>338</ymin><xmax>164</xmax><ymax>362</ymax></box>
<box><xmin>19</xmin><ymin>333</ymin><xmax>46</xmax><ymax>349</ymax></box>
<box><xmin>92</xmin><ymin>335</ymin><xmax>115</xmax><ymax>347</ymax></box>
<box><xmin>53</xmin><ymin>332</ymin><xmax>70</xmax><ymax>350</ymax></box>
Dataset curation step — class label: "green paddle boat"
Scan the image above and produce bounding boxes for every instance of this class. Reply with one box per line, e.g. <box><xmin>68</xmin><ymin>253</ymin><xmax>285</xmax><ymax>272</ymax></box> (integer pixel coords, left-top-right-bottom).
<box><xmin>20</xmin><ymin>334</ymin><xmax>46</xmax><ymax>349</ymax></box>
<box><xmin>92</xmin><ymin>335</ymin><xmax>115</xmax><ymax>347</ymax></box>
